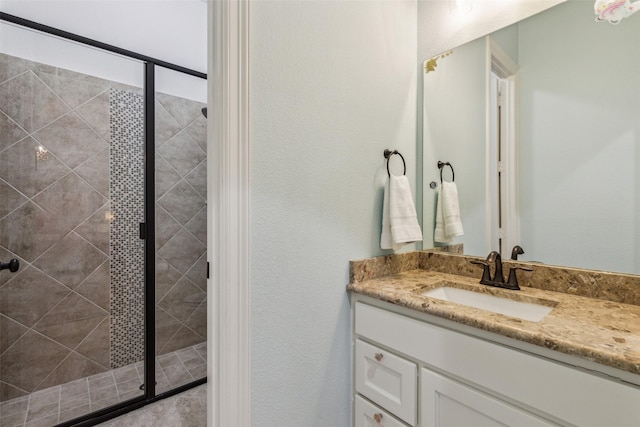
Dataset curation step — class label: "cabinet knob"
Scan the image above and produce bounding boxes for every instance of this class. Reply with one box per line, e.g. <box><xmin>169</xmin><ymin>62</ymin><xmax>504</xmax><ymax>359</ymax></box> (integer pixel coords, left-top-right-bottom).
<box><xmin>374</xmin><ymin>352</ymin><xmax>383</xmax><ymax>362</ymax></box>
<box><xmin>373</xmin><ymin>413</ymin><xmax>383</xmax><ymax>423</ymax></box>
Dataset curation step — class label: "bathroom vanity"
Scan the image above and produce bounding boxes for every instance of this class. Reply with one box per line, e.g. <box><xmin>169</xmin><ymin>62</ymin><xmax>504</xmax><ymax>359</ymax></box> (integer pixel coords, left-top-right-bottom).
<box><xmin>348</xmin><ymin>251</ymin><xmax>640</xmax><ymax>427</ymax></box>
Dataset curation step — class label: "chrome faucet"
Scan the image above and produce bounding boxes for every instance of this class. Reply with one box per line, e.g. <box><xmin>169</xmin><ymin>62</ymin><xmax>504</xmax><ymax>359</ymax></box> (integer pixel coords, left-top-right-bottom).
<box><xmin>471</xmin><ymin>251</ymin><xmax>531</xmax><ymax>290</ymax></box>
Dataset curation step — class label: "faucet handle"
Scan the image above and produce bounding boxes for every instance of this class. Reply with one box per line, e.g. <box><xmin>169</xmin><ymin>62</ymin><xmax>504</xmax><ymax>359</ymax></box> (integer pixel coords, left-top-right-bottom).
<box><xmin>470</xmin><ymin>260</ymin><xmax>491</xmax><ymax>284</ymax></box>
<box><xmin>506</xmin><ymin>266</ymin><xmax>533</xmax><ymax>290</ymax></box>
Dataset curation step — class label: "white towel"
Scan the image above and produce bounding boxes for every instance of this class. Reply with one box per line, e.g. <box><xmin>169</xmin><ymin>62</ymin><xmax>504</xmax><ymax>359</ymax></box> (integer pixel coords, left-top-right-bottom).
<box><xmin>434</xmin><ymin>188</ymin><xmax>451</xmax><ymax>243</ymax></box>
<box><xmin>442</xmin><ymin>181</ymin><xmax>464</xmax><ymax>237</ymax></box>
<box><xmin>380</xmin><ymin>180</ymin><xmax>395</xmax><ymax>249</ymax></box>
<box><xmin>381</xmin><ymin>174</ymin><xmax>423</xmax><ymax>250</ymax></box>
<box><xmin>434</xmin><ymin>181</ymin><xmax>464</xmax><ymax>243</ymax></box>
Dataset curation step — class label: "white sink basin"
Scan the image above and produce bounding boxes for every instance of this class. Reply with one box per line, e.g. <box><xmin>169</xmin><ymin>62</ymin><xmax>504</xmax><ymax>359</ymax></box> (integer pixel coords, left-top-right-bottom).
<box><xmin>421</xmin><ymin>287</ymin><xmax>554</xmax><ymax>322</ymax></box>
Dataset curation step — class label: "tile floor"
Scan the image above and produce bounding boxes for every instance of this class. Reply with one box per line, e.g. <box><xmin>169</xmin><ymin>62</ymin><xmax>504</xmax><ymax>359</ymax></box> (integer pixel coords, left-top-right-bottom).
<box><xmin>96</xmin><ymin>384</ymin><xmax>206</xmax><ymax>427</ymax></box>
<box><xmin>0</xmin><ymin>343</ymin><xmax>206</xmax><ymax>427</ymax></box>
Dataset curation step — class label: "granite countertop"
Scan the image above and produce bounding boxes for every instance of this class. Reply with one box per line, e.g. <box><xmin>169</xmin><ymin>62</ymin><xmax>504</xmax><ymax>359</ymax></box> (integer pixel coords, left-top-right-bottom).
<box><xmin>347</xmin><ymin>252</ymin><xmax>640</xmax><ymax>377</ymax></box>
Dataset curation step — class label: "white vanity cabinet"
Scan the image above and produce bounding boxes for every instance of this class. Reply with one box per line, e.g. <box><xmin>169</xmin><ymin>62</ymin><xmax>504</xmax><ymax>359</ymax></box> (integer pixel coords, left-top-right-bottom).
<box><xmin>351</xmin><ymin>296</ymin><xmax>640</xmax><ymax>427</ymax></box>
<box><xmin>420</xmin><ymin>368</ymin><xmax>556</xmax><ymax>427</ymax></box>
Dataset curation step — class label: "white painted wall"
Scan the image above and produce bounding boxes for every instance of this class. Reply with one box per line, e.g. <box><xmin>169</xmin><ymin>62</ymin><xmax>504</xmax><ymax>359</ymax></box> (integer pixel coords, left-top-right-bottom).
<box><xmin>0</xmin><ymin>0</ymin><xmax>206</xmax><ymax>101</ymax></box>
<box><xmin>249</xmin><ymin>0</ymin><xmax>418</xmax><ymax>424</ymax></box>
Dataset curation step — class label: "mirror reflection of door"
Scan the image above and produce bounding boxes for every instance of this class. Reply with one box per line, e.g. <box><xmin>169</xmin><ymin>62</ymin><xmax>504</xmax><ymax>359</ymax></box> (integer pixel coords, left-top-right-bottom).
<box><xmin>487</xmin><ymin>39</ymin><xmax>519</xmax><ymax>256</ymax></box>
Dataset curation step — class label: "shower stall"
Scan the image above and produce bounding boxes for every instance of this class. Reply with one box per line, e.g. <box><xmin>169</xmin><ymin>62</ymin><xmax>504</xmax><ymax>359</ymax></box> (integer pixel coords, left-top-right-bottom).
<box><xmin>0</xmin><ymin>13</ymin><xmax>207</xmax><ymax>427</ymax></box>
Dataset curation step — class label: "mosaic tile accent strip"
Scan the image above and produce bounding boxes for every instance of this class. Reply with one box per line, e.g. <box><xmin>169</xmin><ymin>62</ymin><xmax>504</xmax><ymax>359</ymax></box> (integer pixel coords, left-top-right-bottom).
<box><xmin>109</xmin><ymin>88</ymin><xmax>145</xmax><ymax>368</ymax></box>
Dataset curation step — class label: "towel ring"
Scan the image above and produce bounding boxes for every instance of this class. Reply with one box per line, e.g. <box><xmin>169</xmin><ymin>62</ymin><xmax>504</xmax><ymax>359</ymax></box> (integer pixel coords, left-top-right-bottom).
<box><xmin>437</xmin><ymin>161</ymin><xmax>455</xmax><ymax>183</ymax></box>
<box><xmin>384</xmin><ymin>149</ymin><xmax>406</xmax><ymax>177</ymax></box>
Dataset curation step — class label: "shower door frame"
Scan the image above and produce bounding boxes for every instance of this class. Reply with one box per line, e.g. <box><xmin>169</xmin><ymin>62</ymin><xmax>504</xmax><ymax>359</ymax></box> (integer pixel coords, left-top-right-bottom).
<box><xmin>0</xmin><ymin>12</ymin><xmax>207</xmax><ymax>427</ymax></box>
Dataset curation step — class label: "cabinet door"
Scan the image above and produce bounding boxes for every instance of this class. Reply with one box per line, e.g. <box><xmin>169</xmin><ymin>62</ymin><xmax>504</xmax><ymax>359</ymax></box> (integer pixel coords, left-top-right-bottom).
<box><xmin>421</xmin><ymin>368</ymin><xmax>558</xmax><ymax>427</ymax></box>
<box><xmin>355</xmin><ymin>339</ymin><xmax>417</xmax><ymax>426</ymax></box>
<box><xmin>354</xmin><ymin>395</ymin><xmax>409</xmax><ymax>427</ymax></box>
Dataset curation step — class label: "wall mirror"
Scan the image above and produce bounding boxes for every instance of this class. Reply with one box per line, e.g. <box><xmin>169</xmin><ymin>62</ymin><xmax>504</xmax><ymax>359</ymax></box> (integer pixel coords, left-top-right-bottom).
<box><xmin>422</xmin><ymin>0</ymin><xmax>640</xmax><ymax>275</ymax></box>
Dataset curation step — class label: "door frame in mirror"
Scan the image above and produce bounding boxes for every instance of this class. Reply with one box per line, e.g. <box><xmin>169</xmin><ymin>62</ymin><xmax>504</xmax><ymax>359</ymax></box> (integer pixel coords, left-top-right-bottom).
<box><xmin>485</xmin><ymin>37</ymin><xmax>520</xmax><ymax>255</ymax></box>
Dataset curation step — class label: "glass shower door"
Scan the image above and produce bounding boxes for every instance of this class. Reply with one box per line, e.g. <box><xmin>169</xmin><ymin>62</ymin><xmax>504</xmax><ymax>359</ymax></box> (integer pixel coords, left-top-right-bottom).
<box><xmin>154</xmin><ymin>65</ymin><xmax>207</xmax><ymax>394</ymax></box>
<box><xmin>0</xmin><ymin>21</ymin><xmax>146</xmax><ymax>425</ymax></box>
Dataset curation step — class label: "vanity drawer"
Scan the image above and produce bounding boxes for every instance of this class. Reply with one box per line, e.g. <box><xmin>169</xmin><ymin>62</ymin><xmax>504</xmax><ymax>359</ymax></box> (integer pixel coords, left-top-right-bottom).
<box><xmin>355</xmin><ymin>339</ymin><xmax>417</xmax><ymax>426</ymax></box>
<box><xmin>355</xmin><ymin>394</ymin><xmax>409</xmax><ymax>427</ymax></box>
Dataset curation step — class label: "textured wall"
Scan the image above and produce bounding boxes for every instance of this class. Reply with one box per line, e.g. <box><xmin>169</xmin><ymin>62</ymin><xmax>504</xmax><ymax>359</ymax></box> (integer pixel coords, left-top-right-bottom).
<box><xmin>250</xmin><ymin>1</ymin><xmax>418</xmax><ymax>425</ymax></box>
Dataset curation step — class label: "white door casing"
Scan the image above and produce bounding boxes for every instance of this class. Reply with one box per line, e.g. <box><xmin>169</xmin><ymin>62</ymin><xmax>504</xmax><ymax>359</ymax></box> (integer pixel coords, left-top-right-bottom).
<box><xmin>207</xmin><ymin>1</ymin><xmax>251</xmax><ymax>426</ymax></box>
<box><xmin>485</xmin><ymin>37</ymin><xmax>520</xmax><ymax>256</ymax></box>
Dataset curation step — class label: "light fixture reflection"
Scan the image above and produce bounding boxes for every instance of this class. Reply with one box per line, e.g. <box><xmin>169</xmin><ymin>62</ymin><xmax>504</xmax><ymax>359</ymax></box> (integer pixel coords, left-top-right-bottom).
<box><xmin>450</xmin><ymin>0</ymin><xmax>473</xmax><ymax>16</ymax></box>
<box><xmin>36</xmin><ymin>145</ymin><xmax>48</xmax><ymax>161</ymax></box>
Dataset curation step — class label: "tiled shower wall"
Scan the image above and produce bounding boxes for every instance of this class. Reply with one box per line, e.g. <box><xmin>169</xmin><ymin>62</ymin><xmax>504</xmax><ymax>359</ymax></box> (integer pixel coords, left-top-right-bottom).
<box><xmin>0</xmin><ymin>53</ymin><xmax>207</xmax><ymax>401</ymax></box>
<box><xmin>154</xmin><ymin>92</ymin><xmax>207</xmax><ymax>357</ymax></box>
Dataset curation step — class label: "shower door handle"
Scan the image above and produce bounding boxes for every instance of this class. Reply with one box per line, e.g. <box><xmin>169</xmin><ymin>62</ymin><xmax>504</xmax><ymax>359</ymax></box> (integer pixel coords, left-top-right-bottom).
<box><xmin>0</xmin><ymin>259</ymin><xmax>19</xmax><ymax>273</ymax></box>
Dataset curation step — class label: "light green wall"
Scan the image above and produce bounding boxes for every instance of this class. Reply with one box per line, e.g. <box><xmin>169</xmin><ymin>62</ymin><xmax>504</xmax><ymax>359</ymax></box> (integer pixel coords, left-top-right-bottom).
<box><xmin>423</xmin><ymin>37</ymin><xmax>487</xmax><ymax>254</ymax></box>
<box><xmin>421</xmin><ymin>0</ymin><xmax>640</xmax><ymax>273</ymax></box>
<box><xmin>491</xmin><ymin>22</ymin><xmax>519</xmax><ymax>62</ymax></box>
<box><xmin>249</xmin><ymin>1</ymin><xmax>418</xmax><ymax>424</ymax></box>
<box><xmin>518</xmin><ymin>1</ymin><xmax>640</xmax><ymax>272</ymax></box>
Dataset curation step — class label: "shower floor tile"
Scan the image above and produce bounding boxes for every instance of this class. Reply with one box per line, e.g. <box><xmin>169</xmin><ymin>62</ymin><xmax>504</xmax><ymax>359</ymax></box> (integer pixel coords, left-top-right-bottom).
<box><xmin>0</xmin><ymin>342</ymin><xmax>206</xmax><ymax>427</ymax></box>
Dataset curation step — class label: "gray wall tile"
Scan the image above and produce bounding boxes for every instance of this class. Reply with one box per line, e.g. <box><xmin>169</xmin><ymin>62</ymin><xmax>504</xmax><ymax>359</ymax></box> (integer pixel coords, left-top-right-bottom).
<box><xmin>0</xmin><ymin>137</ymin><xmax>70</xmax><ymax>198</ymax></box>
<box><xmin>33</xmin><ymin>112</ymin><xmax>107</xmax><ymax>169</ymax></box>
<box><xmin>0</xmin><ymin>111</ymin><xmax>28</xmax><ymax>152</ymax></box>
<box><xmin>0</xmin><ymin>71</ymin><xmax>69</xmax><ymax>133</ymax></box>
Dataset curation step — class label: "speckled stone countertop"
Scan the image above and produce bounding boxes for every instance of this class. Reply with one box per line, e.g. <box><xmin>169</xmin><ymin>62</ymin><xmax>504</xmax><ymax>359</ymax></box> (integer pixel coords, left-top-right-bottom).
<box><xmin>347</xmin><ymin>251</ymin><xmax>640</xmax><ymax>376</ymax></box>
